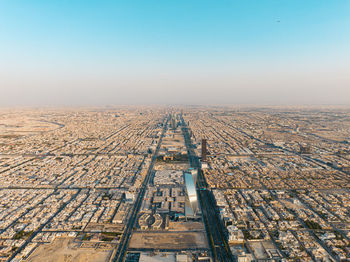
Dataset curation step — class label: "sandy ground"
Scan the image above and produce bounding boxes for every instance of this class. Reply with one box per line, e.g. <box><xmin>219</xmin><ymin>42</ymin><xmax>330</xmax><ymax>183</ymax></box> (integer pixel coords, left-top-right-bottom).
<box><xmin>0</xmin><ymin>117</ymin><xmax>59</xmax><ymax>137</ymax></box>
<box><xmin>27</xmin><ymin>238</ymin><xmax>112</xmax><ymax>262</ymax></box>
<box><xmin>168</xmin><ymin>221</ymin><xmax>204</xmax><ymax>231</ymax></box>
<box><xmin>129</xmin><ymin>232</ymin><xmax>208</xmax><ymax>250</ymax></box>
<box><xmin>154</xmin><ymin>163</ymin><xmax>190</xmax><ymax>171</ymax></box>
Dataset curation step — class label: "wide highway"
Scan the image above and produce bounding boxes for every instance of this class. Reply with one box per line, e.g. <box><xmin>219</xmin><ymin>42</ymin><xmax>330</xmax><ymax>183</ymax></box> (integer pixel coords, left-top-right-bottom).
<box><xmin>180</xmin><ymin>114</ymin><xmax>233</xmax><ymax>262</ymax></box>
<box><xmin>111</xmin><ymin>115</ymin><xmax>169</xmax><ymax>262</ymax></box>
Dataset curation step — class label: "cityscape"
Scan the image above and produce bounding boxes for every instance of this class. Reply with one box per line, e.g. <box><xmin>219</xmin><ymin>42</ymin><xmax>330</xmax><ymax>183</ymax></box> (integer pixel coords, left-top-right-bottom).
<box><xmin>1</xmin><ymin>1</ymin><xmax>350</xmax><ymax>261</ymax></box>
<box><xmin>0</xmin><ymin>106</ymin><xmax>349</xmax><ymax>261</ymax></box>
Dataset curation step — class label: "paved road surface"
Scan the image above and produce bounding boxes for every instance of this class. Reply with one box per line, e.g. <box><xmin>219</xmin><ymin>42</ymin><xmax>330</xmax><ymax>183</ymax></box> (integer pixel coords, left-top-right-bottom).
<box><xmin>180</xmin><ymin>114</ymin><xmax>233</xmax><ymax>262</ymax></box>
<box><xmin>111</xmin><ymin>116</ymin><xmax>169</xmax><ymax>262</ymax></box>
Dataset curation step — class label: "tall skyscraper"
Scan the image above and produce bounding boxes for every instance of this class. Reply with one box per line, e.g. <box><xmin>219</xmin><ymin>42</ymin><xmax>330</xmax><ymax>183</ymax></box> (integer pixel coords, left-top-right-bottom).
<box><xmin>201</xmin><ymin>139</ymin><xmax>207</xmax><ymax>162</ymax></box>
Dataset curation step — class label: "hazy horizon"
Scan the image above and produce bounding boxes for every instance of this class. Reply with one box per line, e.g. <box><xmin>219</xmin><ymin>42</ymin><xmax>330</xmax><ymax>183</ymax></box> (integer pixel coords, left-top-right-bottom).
<box><xmin>1</xmin><ymin>1</ymin><xmax>350</xmax><ymax>106</ymax></box>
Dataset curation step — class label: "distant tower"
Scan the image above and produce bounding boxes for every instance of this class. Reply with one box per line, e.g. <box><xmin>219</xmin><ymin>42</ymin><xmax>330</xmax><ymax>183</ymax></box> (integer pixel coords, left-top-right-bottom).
<box><xmin>172</xmin><ymin>115</ymin><xmax>176</xmax><ymax>130</ymax></box>
<box><xmin>201</xmin><ymin>139</ymin><xmax>207</xmax><ymax>162</ymax></box>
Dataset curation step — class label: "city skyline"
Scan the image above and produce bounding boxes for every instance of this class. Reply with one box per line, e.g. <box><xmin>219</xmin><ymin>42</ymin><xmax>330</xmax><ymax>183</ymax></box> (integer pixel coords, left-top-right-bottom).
<box><xmin>1</xmin><ymin>2</ymin><xmax>350</xmax><ymax>261</ymax></box>
<box><xmin>0</xmin><ymin>106</ymin><xmax>349</xmax><ymax>261</ymax></box>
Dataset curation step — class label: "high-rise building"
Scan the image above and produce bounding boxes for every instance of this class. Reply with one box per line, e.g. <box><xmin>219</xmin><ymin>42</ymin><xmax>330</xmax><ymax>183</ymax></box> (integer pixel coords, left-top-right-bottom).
<box><xmin>171</xmin><ymin>113</ymin><xmax>176</xmax><ymax>130</ymax></box>
<box><xmin>184</xmin><ymin>169</ymin><xmax>198</xmax><ymax>217</ymax></box>
<box><xmin>201</xmin><ymin>139</ymin><xmax>207</xmax><ymax>162</ymax></box>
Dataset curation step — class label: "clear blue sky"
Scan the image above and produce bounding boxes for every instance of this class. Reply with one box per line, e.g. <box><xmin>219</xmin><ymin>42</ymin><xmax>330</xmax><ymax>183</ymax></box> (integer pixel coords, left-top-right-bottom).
<box><xmin>1</xmin><ymin>0</ymin><xmax>350</xmax><ymax>106</ymax></box>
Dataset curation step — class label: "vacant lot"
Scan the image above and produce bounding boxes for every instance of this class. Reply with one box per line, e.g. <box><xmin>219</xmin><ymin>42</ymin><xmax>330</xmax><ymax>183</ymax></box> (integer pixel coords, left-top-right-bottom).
<box><xmin>168</xmin><ymin>221</ymin><xmax>204</xmax><ymax>231</ymax></box>
<box><xmin>129</xmin><ymin>232</ymin><xmax>208</xmax><ymax>250</ymax></box>
<box><xmin>27</xmin><ymin>238</ymin><xmax>112</xmax><ymax>262</ymax></box>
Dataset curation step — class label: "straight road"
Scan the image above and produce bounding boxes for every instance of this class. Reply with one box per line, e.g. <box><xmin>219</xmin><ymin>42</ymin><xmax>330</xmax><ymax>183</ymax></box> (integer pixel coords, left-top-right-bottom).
<box><xmin>180</xmin><ymin>114</ymin><xmax>233</xmax><ymax>262</ymax></box>
<box><xmin>111</xmin><ymin>115</ymin><xmax>169</xmax><ymax>262</ymax></box>
<box><xmin>7</xmin><ymin>189</ymin><xmax>81</xmax><ymax>261</ymax></box>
